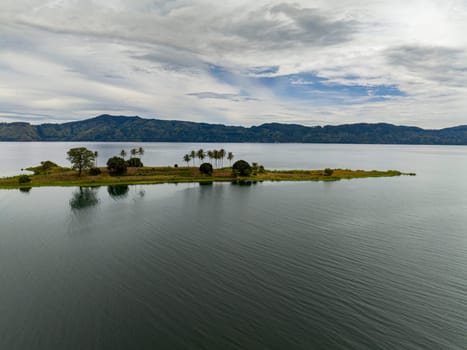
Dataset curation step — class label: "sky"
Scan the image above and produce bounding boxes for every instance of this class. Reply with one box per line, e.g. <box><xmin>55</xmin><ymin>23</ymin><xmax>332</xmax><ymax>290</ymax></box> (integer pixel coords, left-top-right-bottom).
<box><xmin>1</xmin><ymin>0</ymin><xmax>467</xmax><ymax>128</ymax></box>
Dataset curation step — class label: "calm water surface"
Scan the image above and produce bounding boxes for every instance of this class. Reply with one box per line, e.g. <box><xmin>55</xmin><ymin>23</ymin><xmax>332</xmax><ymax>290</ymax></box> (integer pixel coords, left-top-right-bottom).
<box><xmin>1</xmin><ymin>143</ymin><xmax>467</xmax><ymax>349</ymax></box>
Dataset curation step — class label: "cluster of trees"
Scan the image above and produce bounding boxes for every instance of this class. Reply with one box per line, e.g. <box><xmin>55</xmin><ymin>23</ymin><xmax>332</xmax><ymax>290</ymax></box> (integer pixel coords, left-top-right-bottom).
<box><xmin>231</xmin><ymin>161</ymin><xmax>265</xmax><ymax>177</ymax></box>
<box><xmin>118</xmin><ymin>147</ymin><xmax>145</xmax><ymax>167</ymax></box>
<box><xmin>66</xmin><ymin>146</ymin><xmax>145</xmax><ymax>176</ymax></box>
<box><xmin>66</xmin><ymin>146</ymin><xmax>266</xmax><ymax>179</ymax></box>
<box><xmin>198</xmin><ymin>159</ymin><xmax>265</xmax><ymax>178</ymax></box>
<box><xmin>183</xmin><ymin>149</ymin><xmax>234</xmax><ymax>168</ymax></box>
<box><xmin>107</xmin><ymin>147</ymin><xmax>145</xmax><ymax>175</ymax></box>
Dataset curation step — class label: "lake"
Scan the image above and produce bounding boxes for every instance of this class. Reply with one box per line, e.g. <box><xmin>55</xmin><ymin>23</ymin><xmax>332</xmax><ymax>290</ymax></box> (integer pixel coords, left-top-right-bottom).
<box><xmin>1</xmin><ymin>143</ymin><xmax>467</xmax><ymax>349</ymax></box>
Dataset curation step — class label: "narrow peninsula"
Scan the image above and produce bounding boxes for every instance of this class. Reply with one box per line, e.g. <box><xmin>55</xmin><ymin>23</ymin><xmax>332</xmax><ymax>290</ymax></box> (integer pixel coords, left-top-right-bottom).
<box><xmin>0</xmin><ymin>163</ymin><xmax>411</xmax><ymax>189</ymax></box>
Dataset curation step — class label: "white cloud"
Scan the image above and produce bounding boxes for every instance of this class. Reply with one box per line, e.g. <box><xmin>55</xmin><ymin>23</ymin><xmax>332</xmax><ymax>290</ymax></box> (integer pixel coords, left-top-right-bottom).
<box><xmin>0</xmin><ymin>0</ymin><xmax>466</xmax><ymax>128</ymax></box>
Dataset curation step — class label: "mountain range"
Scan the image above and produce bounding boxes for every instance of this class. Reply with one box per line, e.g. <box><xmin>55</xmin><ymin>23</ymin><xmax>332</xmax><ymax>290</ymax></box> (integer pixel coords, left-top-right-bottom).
<box><xmin>2</xmin><ymin>114</ymin><xmax>467</xmax><ymax>144</ymax></box>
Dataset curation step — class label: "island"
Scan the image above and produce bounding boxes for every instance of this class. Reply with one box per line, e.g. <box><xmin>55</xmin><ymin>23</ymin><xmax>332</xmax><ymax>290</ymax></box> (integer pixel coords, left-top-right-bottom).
<box><xmin>0</xmin><ymin>162</ymin><xmax>413</xmax><ymax>189</ymax></box>
<box><xmin>0</xmin><ymin>147</ymin><xmax>415</xmax><ymax>189</ymax></box>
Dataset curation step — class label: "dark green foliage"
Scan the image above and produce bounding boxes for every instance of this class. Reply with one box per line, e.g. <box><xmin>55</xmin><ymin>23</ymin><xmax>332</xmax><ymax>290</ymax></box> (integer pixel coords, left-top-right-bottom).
<box><xmin>18</xmin><ymin>175</ymin><xmax>31</xmax><ymax>184</ymax></box>
<box><xmin>107</xmin><ymin>185</ymin><xmax>129</xmax><ymax>198</ymax></box>
<box><xmin>199</xmin><ymin>162</ymin><xmax>213</xmax><ymax>176</ymax></box>
<box><xmin>2</xmin><ymin>114</ymin><xmax>467</xmax><ymax>144</ymax></box>
<box><xmin>107</xmin><ymin>156</ymin><xmax>127</xmax><ymax>175</ymax></box>
<box><xmin>174</xmin><ymin>164</ymin><xmax>178</xmax><ymax>168</ymax></box>
<box><xmin>251</xmin><ymin>163</ymin><xmax>266</xmax><ymax>175</ymax></box>
<box><xmin>126</xmin><ymin>157</ymin><xmax>143</xmax><ymax>167</ymax></box>
<box><xmin>69</xmin><ymin>187</ymin><xmax>99</xmax><ymax>210</ymax></box>
<box><xmin>67</xmin><ymin>147</ymin><xmax>95</xmax><ymax>176</ymax></box>
<box><xmin>28</xmin><ymin>160</ymin><xmax>59</xmax><ymax>175</ymax></box>
<box><xmin>232</xmin><ymin>160</ymin><xmax>252</xmax><ymax>177</ymax></box>
<box><xmin>324</xmin><ymin>168</ymin><xmax>334</xmax><ymax>176</ymax></box>
<box><xmin>89</xmin><ymin>167</ymin><xmax>101</xmax><ymax>176</ymax></box>
<box><xmin>40</xmin><ymin>160</ymin><xmax>58</xmax><ymax>169</ymax></box>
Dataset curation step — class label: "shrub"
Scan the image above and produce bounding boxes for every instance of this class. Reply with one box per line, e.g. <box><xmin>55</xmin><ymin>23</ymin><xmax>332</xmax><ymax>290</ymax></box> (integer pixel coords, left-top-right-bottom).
<box><xmin>251</xmin><ymin>162</ymin><xmax>265</xmax><ymax>175</ymax></box>
<box><xmin>107</xmin><ymin>156</ymin><xmax>127</xmax><ymax>175</ymax></box>
<box><xmin>89</xmin><ymin>167</ymin><xmax>101</xmax><ymax>176</ymax></box>
<box><xmin>174</xmin><ymin>164</ymin><xmax>178</xmax><ymax>168</ymax></box>
<box><xmin>126</xmin><ymin>157</ymin><xmax>143</xmax><ymax>167</ymax></box>
<box><xmin>18</xmin><ymin>175</ymin><xmax>31</xmax><ymax>184</ymax></box>
<box><xmin>199</xmin><ymin>162</ymin><xmax>213</xmax><ymax>176</ymax></box>
<box><xmin>232</xmin><ymin>160</ymin><xmax>252</xmax><ymax>177</ymax></box>
<box><xmin>324</xmin><ymin>168</ymin><xmax>334</xmax><ymax>176</ymax></box>
<box><xmin>30</xmin><ymin>160</ymin><xmax>59</xmax><ymax>175</ymax></box>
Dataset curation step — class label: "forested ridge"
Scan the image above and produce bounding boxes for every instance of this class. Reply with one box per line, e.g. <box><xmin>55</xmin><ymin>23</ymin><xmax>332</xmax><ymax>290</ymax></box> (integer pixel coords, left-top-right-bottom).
<box><xmin>2</xmin><ymin>114</ymin><xmax>467</xmax><ymax>144</ymax></box>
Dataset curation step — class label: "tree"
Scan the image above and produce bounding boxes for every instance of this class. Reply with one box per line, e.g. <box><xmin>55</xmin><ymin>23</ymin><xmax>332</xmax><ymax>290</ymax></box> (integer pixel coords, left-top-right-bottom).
<box><xmin>213</xmin><ymin>149</ymin><xmax>219</xmax><ymax>168</ymax></box>
<box><xmin>67</xmin><ymin>147</ymin><xmax>95</xmax><ymax>176</ymax></box>
<box><xmin>199</xmin><ymin>162</ymin><xmax>213</xmax><ymax>176</ymax></box>
<box><xmin>197</xmin><ymin>149</ymin><xmax>205</xmax><ymax>164</ymax></box>
<box><xmin>207</xmin><ymin>150</ymin><xmax>214</xmax><ymax>163</ymax></box>
<box><xmin>107</xmin><ymin>156</ymin><xmax>127</xmax><ymax>175</ymax></box>
<box><xmin>219</xmin><ymin>149</ymin><xmax>226</xmax><ymax>167</ymax></box>
<box><xmin>126</xmin><ymin>157</ymin><xmax>143</xmax><ymax>167</ymax></box>
<box><xmin>183</xmin><ymin>154</ymin><xmax>191</xmax><ymax>166</ymax></box>
<box><xmin>232</xmin><ymin>160</ymin><xmax>252</xmax><ymax>177</ymax></box>
<box><xmin>94</xmin><ymin>151</ymin><xmax>99</xmax><ymax>167</ymax></box>
<box><xmin>120</xmin><ymin>149</ymin><xmax>127</xmax><ymax>159</ymax></box>
<box><xmin>227</xmin><ymin>152</ymin><xmax>234</xmax><ymax>166</ymax></box>
<box><xmin>130</xmin><ymin>148</ymin><xmax>138</xmax><ymax>158</ymax></box>
<box><xmin>138</xmin><ymin>147</ymin><xmax>144</xmax><ymax>157</ymax></box>
<box><xmin>190</xmin><ymin>150</ymin><xmax>196</xmax><ymax>166</ymax></box>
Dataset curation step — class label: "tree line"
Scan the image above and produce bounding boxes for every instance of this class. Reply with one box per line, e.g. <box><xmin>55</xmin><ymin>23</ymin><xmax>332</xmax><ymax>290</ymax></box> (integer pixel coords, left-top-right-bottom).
<box><xmin>183</xmin><ymin>149</ymin><xmax>234</xmax><ymax>168</ymax></box>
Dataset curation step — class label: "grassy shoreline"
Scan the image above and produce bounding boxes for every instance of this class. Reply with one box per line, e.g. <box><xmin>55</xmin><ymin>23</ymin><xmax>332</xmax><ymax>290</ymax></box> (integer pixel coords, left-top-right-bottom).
<box><xmin>0</xmin><ymin>165</ymin><xmax>414</xmax><ymax>189</ymax></box>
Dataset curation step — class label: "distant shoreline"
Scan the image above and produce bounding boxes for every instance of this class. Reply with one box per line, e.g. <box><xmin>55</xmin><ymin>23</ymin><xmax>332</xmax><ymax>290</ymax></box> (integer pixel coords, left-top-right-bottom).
<box><xmin>2</xmin><ymin>115</ymin><xmax>467</xmax><ymax>144</ymax></box>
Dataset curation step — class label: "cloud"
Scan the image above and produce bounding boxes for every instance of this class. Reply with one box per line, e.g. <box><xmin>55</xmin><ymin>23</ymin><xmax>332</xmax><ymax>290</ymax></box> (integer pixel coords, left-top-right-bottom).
<box><xmin>386</xmin><ymin>45</ymin><xmax>467</xmax><ymax>87</ymax></box>
<box><xmin>187</xmin><ymin>92</ymin><xmax>259</xmax><ymax>102</ymax></box>
<box><xmin>219</xmin><ymin>3</ymin><xmax>360</xmax><ymax>52</ymax></box>
<box><xmin>0</xmin><ymin>1</ymin><xmax>467</xmax><ymax>128</ymax></box>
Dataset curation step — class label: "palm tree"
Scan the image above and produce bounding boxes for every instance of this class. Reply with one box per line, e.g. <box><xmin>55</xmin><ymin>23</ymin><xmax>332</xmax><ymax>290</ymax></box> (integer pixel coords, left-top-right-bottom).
<box><xmin>94</xmin><ymin>151</ymin><xmax>98</xmax><ymax>167</ymax></box>
<box><xmin>213</xmin><ymin>149</ymin><xmax>219</xmax><ymax>168</ymax></box>
<box><xmin>227</xmin><ymin>152</ymin><xmax>234</xmax><ymax>166</ymax></box>
<box><xmin>138</xmin><ymin>147</ymin><xmax>144</xmax><ymax>158</ymax></box>
<box><xmin>183</xmin><ymin>154</ymin><xmax>191</xmax><ymax>166</ymax></box>
<box><xmin>130</xmin><ymin>148</ymin><xmax>138</xmax><ymax>158</ymax></box>
<box><xmin>219</xmin><ymin>149</ymin><xmax>226</xmax><ymax>168</ymax></box>
<box><xmin>190</xmin><ymin>150</ymin><xmax>196</xmax><ymax>166</ymax></box>
<box><xmin>120</xmin><ymin>149</ymin><xmax>127</xmax><ymax>159</ymax></box>
<box><xmin>207</xmin><ymin>150</ymin><xmax>213</xmax><ymax>163</ymax></box>
<box><xmin>197</xmin><ymin>149</ymin><xmax>205</xmax><ymax>164</ymax></box>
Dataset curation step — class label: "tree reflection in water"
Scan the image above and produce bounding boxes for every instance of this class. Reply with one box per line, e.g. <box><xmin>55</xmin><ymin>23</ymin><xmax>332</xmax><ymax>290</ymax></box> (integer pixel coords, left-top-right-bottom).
<box><xmin>69</xmin><ymin>187</ymin><xmax>99</xmax><ymax>210</ymax></box>
<box><xmin>107</xmin><ymin>185</ymin><xmax>129</xmax><ymax>199</ymax></box>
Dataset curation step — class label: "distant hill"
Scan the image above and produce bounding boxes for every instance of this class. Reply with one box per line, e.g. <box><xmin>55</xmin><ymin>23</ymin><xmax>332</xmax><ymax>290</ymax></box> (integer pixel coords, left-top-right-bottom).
<box><xmin>1</xmin><ymin>114</ymin><xmax>467</xmax><ymax>144</ymax></box>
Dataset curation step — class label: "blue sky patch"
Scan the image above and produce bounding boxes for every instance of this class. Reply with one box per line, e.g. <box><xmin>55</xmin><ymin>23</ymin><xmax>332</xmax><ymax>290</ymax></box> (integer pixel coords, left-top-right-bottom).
<box><xmin>208</xmin><ymin>65</ymin><xmax>406</xmax><ymax>105</ymax></box>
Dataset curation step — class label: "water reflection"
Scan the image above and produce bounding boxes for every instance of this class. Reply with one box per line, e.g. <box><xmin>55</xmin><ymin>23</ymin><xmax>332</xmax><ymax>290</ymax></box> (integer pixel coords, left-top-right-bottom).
<box><xmin>69</xmin><ymin>187</ymin><xmax>99</xmax><ymax>210</ymax></box>
<box><xmin>107</xmin><ymin>185</ymin><xmax>129</xmax><ymax>199</ymax></box>
<box><xmin>231</xmin><ymin>180</ymin><xmax>258</xmax><ymax>186</ymax></box>
<box><xmin>19</xmin><ymin>187</ymin><xmax>32</xmax><ymax>193</ymax></box>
